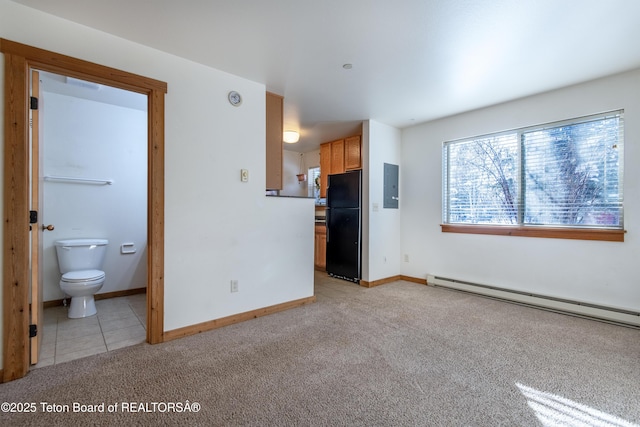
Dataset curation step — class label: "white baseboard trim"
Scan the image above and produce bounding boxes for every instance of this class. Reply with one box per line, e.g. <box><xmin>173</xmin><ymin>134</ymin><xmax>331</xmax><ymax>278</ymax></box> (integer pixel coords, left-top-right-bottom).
<box><xmin>427</xmin><ymin>275</ymin><xmax>640</xmax><ymax>328</ymax></box>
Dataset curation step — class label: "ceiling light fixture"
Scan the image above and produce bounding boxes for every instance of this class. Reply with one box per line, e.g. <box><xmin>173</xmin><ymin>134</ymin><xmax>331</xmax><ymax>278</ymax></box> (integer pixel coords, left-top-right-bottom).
<box><xmin>342</xmin><ymin>63</ymin><xmax>353</xmax><ymax>70</ymax></box>
<box><xmin>283</xmin><ymin>130</ymin><xmax>300</xmax><ymax>143</ymax></box>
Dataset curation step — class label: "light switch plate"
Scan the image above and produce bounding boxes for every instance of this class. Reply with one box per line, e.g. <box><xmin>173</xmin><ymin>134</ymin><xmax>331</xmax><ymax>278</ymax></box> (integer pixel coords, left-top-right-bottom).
<box><xmin>241</xmin><ymin>169</ymin><xmax>249</xmax><ymax>182</ymax></box>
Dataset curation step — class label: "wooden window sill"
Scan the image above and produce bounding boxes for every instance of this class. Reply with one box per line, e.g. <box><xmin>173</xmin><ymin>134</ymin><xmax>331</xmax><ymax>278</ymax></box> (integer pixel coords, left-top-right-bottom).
<box><xmin>440</xmin><ymin>224</ymin><xmax>625</xmax><ymax>242</ymax></box>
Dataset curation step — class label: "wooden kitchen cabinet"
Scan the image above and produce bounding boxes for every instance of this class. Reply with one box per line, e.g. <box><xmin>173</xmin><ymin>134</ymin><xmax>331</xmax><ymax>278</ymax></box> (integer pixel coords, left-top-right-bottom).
<box><xmin>319</xmin><ymin>135</ymin><xmax>362</xmax><ymax>198</ymax></box>
<box><xmin>266</xmin><ymin>91</ymin><xmax>283</xmax><ymax>190</ymax></box>
<box><xmin>330</xmin><ymin>139</ymin><xmax>345</xmax><ymax>174</ymax></box>
<box><xmin>320</xmin><ymin>143</ymin><xmax>331</xmax><ymax>198</ymax></box>
<box><xmin>314</xmin><ymin>224</ymin><xmax>327</xmax><ymax>270</ymax></box>
<box><xmin>344</xmin><ymin>136</ymin><xmax>361</xmax><ymax>170</ymax></box>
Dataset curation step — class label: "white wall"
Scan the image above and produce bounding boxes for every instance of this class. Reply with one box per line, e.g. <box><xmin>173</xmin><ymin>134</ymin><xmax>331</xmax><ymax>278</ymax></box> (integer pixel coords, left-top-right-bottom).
<box><xmin>304</xmin><ymin>148</ymin><xmax>321</xmax><ymax>169</ymax></box>
<box><xmin>41</xmin><ymin>91</ymin><xmax>148</xmax><ymax>301</ymax></box>
<box><xmin>363</xmin><ymin>120</ymin><xmax>402</xmax><ymax>282</ymax></box>
<box><xmin>0</xmin><ymin>0</ymin><xmax>315</xmax><ymax>362</ymax></box>
<box><xmin>281</xmin><ymin>150</ymin><xmax>307</xmax><ymax>197</ymax></box>
<box><xmin>281</xmin><ymin>148</ymin><xmax>320</xmax><ymax>197</ymax></box>
<box><xmin>401</xmin><ymin>69</ymin><xmax>640</xmax><ymax>312</ymax></box>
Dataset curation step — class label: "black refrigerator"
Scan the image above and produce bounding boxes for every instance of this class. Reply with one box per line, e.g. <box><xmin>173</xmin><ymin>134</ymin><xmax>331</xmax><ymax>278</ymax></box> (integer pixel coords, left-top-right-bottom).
<box><xmin>326</xmin><ymin>170</ymin><xmax>361</xmax><ymax>283</ymax></box>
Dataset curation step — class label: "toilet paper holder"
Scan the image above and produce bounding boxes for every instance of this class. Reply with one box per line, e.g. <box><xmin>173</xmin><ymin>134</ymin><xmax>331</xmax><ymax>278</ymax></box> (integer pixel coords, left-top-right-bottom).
<box><xmin>121</xmin><ymin>243</ymin><xmax>136</xmax><ymax>254</ymax></box>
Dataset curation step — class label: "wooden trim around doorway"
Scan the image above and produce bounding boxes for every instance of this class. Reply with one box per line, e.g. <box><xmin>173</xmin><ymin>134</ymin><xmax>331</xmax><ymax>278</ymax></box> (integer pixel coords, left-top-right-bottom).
<box><xmin>1</xmin><ymin>39</ymin><xmax>167</xmax><ymax>382</ymax></box>
<box><xmin>2</xmin><ymin>49</ymin><xmax>30</xmax><ymax>382</ymax></box>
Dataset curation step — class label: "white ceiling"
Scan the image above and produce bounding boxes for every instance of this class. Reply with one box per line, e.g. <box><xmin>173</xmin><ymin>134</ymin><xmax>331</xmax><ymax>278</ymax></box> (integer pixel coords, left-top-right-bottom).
<box><xmin>12</xmin><ymin>0</ymin><xmax>640</xmax><ymax>152</ymax></box>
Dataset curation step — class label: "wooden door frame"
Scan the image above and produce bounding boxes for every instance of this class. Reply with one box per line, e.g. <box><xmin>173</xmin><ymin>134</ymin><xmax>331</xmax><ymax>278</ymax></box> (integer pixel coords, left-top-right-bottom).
<box><xmin>1</xmin><ymin>39</ymin><xmax>166</xmax><ymax>382</ymax></box>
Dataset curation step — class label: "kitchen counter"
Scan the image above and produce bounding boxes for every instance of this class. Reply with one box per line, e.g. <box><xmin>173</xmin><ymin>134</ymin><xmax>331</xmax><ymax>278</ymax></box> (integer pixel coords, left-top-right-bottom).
<box><xmin>266</xmin><ymin>194</ymin><xmax>316</xmax><ymax>199</ymax></box>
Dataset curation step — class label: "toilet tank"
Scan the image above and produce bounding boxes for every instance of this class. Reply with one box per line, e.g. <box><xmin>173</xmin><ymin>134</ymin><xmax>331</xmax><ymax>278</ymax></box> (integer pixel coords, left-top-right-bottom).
<box><xmin>54</xmin><ymin>239</ymin><xmax>109</xmax><ymax>274</ymax></box>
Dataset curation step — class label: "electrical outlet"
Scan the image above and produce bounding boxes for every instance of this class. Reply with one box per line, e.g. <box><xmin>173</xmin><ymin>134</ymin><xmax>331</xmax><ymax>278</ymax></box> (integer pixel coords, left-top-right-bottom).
<box><xmin>230</xmin><ymin>280</ymin><xmax>239</xmax><ymax>292</ymax></box>
<box><xmin>403</xmin><ymin>254</ymin><xmax>409</xmax><ymax>262</ymax></box>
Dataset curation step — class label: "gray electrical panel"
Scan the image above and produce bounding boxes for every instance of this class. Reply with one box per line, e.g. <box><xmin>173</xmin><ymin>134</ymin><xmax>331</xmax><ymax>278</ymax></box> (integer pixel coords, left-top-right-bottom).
<box><xmin>383</xmin><ymin>163</ymin><xmax>399</xmax><ymax>209</ymax></box>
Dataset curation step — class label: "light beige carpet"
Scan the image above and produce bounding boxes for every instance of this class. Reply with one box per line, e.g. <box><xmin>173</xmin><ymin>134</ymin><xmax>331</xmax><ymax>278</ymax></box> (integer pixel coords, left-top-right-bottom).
<box><xmin>1</xmin><ymin>273</ymin><xmax>638</xmax><ymax>426</ymax></box>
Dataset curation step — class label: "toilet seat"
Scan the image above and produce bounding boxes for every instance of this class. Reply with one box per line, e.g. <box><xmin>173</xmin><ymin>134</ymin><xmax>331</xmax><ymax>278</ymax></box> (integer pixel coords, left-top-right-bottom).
<box><xmin>59</xmin><ymin>272</ymin><xmax>105</xmax><ymax>319</ymax></box>
<box><xmin>61</xmin><ymin>269</ymin><xmax>105</xmax><ymax>283</ymax></box>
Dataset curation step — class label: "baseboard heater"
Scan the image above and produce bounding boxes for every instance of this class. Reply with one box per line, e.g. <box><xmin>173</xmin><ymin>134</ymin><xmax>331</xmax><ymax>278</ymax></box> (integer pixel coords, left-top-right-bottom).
<box><xmin>426</xmin><ymin>275</ymin><xmax>640</xmax><ymax>328</ymax></box>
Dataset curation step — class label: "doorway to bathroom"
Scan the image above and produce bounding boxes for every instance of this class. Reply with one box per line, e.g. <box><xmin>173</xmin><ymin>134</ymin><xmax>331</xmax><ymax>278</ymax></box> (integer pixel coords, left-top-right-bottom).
<box><xmin>34</xmin><ymin>69</ymin><xmax>149</xmax><ymax>367</ymax></box>
<box><xmin>1</xmin><ymin>39</ymin><xmax>166</xmax><ymax>382</ymax></box>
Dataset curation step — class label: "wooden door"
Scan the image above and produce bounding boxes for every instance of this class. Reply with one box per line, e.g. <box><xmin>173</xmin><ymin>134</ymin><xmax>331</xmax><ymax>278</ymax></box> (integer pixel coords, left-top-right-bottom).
<box><xmin>29</xmin><ymin>70</ymin><xmax>43</xmax><ymax>365</ymax></box>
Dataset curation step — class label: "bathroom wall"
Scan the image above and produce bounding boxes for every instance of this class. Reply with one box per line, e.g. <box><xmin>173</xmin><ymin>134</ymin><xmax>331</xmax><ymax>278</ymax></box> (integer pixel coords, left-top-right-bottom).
<box><xmin>41</xmin><ymin>88</ymin><xmax>148</xmax><ymax>301</ymax></box>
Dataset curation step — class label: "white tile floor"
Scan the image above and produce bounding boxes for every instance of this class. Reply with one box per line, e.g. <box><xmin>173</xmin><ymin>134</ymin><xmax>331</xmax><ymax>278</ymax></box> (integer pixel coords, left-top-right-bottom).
<box><xmin>35</xmin><ymin>293</ymin><xmax>147</xmax><ymax>368</ymax></box>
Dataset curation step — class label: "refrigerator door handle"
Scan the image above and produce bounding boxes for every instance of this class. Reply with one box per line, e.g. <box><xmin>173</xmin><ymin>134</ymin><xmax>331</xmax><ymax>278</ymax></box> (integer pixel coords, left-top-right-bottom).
<box><xmin>325</xmin><ymin>210</ymin><xmax>329</xmax><ymax>242</ymax></box>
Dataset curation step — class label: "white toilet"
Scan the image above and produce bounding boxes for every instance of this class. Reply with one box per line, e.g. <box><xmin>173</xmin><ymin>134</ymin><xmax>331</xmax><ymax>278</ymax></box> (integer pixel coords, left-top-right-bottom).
<box><xmin>54</xmin><ymin>238</ymin><xmax>109</xmax><ymax>319</ymax></box>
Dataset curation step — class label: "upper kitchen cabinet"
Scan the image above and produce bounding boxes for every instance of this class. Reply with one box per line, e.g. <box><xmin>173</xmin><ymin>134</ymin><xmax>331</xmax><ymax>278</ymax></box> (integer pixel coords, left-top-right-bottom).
<box><xmin>320</xmin><ymin>139</ymin><xmax>344</xmax><ymax>198</ymax></box>
<box><xmin>320</xmin><ymin>143</ymin><xmax>331</xmax><ymax>198</ymax></box>
<box><xmin>344</xmin><ymin>136</ymin><xmax>361</xmax><ymax>170</ymax></box>
<box><xmin>319</xmin><ymin>135</ymin><xmax>362</xmax><ymax>198</ymax></box>
<box><xmin>330</xmin><ymin>139</ymin><xmax>345</xmax><ymax>174</ymax></box>
<box><xmin>266</xmin><ymin>92</ymin><xmax>283</xmax><ymax>190</ymax></box>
